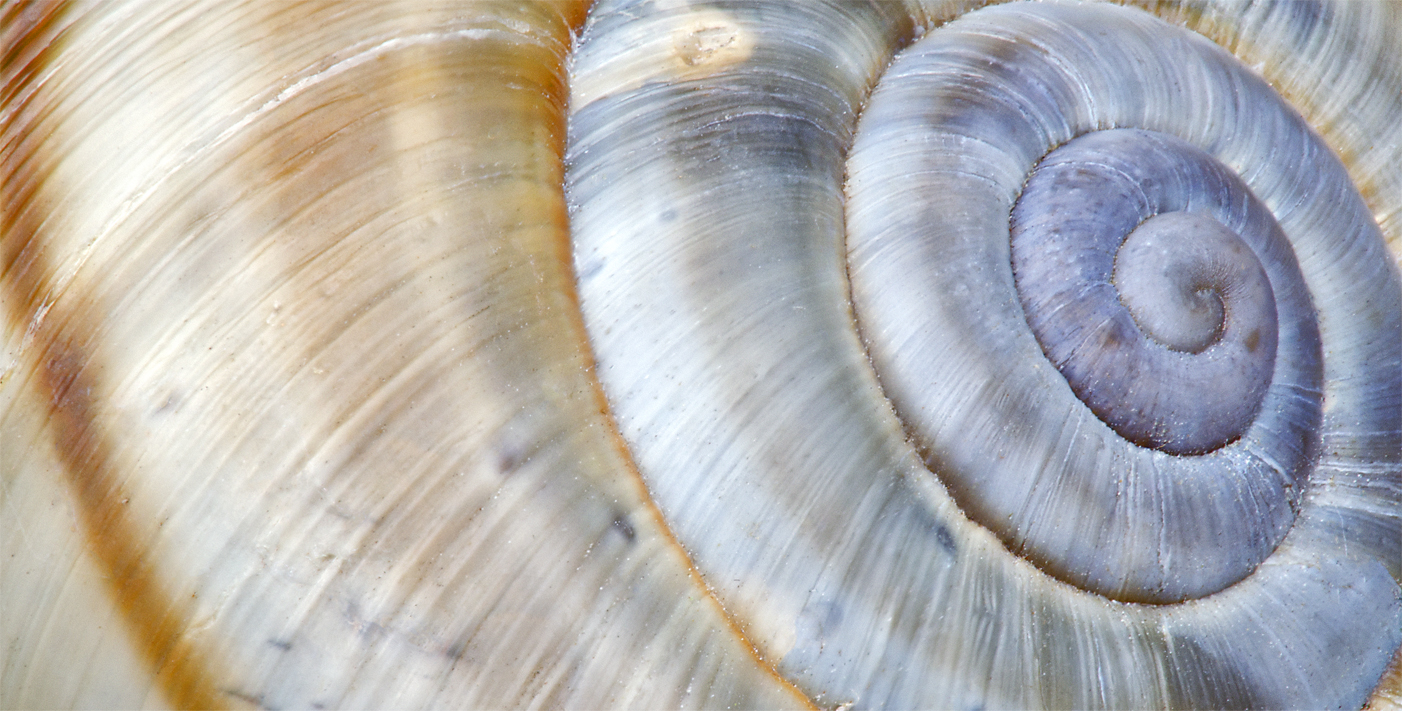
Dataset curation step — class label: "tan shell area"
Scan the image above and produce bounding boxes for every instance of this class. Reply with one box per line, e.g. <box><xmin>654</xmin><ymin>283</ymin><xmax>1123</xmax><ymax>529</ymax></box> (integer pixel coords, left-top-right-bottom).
<box><xmin>2</xmin><ymin>2</ymin><xmax>805</xmax><ymax>708</ymax></box>
<box><xmin>2</xmin><ymin>0</ymin><xmax>1398</xmax><ymax>709</ymax></box>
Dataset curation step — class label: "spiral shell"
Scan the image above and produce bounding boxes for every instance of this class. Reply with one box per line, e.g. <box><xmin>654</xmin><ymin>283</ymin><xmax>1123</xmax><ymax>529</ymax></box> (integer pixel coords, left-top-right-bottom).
<box><xmin>3</xmin><ymin>0</ymin><xmax>1399</xmax><ymax>709</ymax></box>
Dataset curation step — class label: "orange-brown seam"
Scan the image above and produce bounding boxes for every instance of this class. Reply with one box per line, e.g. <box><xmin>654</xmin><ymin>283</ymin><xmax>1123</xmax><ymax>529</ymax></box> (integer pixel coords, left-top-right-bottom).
<box><xmin>2</xmin><ymin>4</ymin><xmax>227</xmax><ymax>708</ymax></box>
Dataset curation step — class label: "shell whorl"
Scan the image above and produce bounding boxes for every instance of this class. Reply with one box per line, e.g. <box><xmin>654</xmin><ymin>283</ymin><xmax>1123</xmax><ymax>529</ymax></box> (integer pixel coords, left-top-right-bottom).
<box><xmin>3</xmin><ymin>0</ymin><xmax>1400</xmax><ymax>709</ymax></box>
<box><xmin>569</xmin><ymin>1</ymin><xmax>1399</xmax><ymax>706</ymax></box>
<box><xmin>1011</xmin><ymin>130</ymin><xmax>1292</xmax><ymax>458</ymax></box>
<box><xmin>844</xmin><ymin>7</ymin><xmax>1342</xmax><ymax>607</ymax></box>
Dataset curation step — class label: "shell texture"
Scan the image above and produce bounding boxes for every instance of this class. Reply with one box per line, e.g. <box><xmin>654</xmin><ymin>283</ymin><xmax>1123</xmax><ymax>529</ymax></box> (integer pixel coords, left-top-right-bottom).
<box><xmin>2</xmin><ymin>0</ymin><xmax>1400</xmax><ymax>709</ymax></box>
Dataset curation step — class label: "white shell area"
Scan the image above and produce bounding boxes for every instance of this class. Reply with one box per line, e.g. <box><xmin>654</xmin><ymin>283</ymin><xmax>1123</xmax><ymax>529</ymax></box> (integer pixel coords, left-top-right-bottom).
<box><xmin>4</xmin><ymin>0</ymin><xmax>1401</xmax><ymax>709</ymax></box>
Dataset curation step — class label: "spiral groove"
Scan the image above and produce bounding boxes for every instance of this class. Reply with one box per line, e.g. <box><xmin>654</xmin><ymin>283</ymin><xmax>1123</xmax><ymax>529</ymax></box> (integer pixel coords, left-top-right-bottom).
<box><xmin>1011</xmin><ymin>129</ymin><xmax>1293</xmax><ymax>458</ymax></box>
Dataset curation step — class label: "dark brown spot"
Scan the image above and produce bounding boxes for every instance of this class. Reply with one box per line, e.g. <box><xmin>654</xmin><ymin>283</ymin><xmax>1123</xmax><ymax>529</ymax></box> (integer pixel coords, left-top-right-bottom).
<box><xmin>1245</xmin><ymin>328</ymin><xmax>1261</xmax><ymax>352</ymax></box>
<box><xmin>611</xmin><ymin>513</ymin><xmax>637</xmax><ymax>543</ymax></box>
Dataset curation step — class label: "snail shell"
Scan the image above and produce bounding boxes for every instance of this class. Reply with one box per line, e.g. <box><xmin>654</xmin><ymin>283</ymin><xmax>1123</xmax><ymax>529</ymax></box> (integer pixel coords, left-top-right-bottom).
<box><xmin>2</xmin><ymin>1</ymin><xmax>1399</xmax><ymax>709</ymax></box>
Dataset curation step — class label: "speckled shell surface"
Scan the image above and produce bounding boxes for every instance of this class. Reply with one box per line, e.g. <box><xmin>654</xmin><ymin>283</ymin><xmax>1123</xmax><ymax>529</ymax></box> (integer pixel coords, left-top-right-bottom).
<box><xmin>3</xmin><ymin>1</ymin><xmax>1400</xmax><ymax>709</ymax></box>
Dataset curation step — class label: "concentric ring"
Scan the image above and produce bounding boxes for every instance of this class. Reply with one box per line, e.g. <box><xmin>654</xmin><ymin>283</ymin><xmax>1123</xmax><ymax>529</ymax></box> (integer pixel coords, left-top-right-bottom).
<box><xmin>844</xmin><ymin>3</ymin><xmax>1375</xmax><ymax>605</ymax></box>
<box><xmin>569</xmin><ymin>0</ymin><xmax>1400</xmax><ymax>706</ymax></box>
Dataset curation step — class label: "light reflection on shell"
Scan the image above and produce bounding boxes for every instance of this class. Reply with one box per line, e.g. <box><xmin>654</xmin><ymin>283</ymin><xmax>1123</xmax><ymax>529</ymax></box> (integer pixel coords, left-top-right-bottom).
<box><xmin>2</xmin><ymin>1</ymin><xmax>1399</xmax><ymax>709</ymax></box>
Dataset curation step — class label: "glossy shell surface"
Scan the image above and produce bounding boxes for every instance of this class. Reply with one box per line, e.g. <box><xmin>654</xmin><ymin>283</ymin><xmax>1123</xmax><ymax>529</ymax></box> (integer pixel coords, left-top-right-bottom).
<box><xmin>3</xmin><ymin>0</ymin><xmax>1400</xmax><ymax>709</ymax></box>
